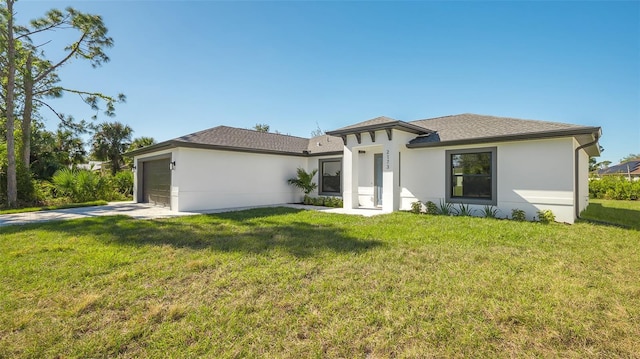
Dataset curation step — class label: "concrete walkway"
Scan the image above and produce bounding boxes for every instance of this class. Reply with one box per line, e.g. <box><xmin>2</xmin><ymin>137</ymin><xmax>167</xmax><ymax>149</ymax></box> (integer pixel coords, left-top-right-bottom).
<box><xmin>0</xmin><ymin>202</ymin><xmax>384</xmax><ymax>227</ymax></box>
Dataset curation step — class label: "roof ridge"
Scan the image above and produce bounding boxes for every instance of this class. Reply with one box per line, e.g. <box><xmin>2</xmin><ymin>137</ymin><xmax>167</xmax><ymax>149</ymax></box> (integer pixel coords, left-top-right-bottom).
<box><xmin>176</xmin><ymin>125</ymin><xmax>312</xmax><ymax>141</ymax></box>
<box><xmin>410</xmin><ymin>113</ymin><xmax>592</xmax><ymax>128</ymax></box>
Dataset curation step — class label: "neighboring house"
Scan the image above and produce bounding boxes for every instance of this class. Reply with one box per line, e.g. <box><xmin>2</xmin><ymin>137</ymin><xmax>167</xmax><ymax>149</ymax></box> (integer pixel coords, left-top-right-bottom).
<box><xmin>597</xmin><ymin>160</ymin><xmax>640</xmax><ymax>180</ymax></box>
<box><xmin>127</xmin><ymin>113</ymin><xmax>601</xmax><ymax>223</ymax></box>
<box><xmin>76</xmin><ymin>161</ymin><xmax>103</xmax><ymax>171</ymax></box>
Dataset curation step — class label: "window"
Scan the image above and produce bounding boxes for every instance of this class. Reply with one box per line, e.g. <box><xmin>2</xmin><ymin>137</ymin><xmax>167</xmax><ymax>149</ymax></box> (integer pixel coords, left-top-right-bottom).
<box><xmin>319</xmin><ymin>158</ymin><xmax>342</xmax><ymax>195</ymax></box>
<box><xmin>445</xmin><ymin>147</ymin><xmax>497</xmax><ymax>205</ymax></box>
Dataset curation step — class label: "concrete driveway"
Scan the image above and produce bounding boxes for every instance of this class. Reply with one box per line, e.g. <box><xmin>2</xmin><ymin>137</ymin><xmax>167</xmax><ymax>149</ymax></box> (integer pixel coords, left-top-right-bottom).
<box><xmin>0</xmin><ymin>202</ymin><xmax>385</xmax><ymax>227</ymax></box>
<box><xmin>0</xmin><ymin>202</ymin><xmax>196</xmax><ymax>227</ymax></box>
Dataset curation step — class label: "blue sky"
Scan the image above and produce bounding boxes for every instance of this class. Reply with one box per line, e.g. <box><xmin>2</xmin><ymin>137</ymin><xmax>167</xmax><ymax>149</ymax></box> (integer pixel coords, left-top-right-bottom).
<box><xmin>17</xmin><ymin>0</ymin><xmax>640</xmax><ymax>164</ymax></box>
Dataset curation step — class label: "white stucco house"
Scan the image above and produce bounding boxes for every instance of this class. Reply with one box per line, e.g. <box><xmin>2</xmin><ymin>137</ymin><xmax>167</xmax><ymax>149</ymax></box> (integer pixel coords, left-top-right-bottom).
<box><xmin>127</xmin><ymin>114</ymin><xmax>601</xmax><ymax>223</ymax></box>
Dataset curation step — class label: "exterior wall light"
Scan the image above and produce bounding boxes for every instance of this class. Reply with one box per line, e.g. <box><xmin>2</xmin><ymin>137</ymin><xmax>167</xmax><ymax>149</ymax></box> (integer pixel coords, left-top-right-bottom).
<box><xmin>170</xmin><ymin>161</ymin><xmax>176</xmax><ymax>170</ymax></box>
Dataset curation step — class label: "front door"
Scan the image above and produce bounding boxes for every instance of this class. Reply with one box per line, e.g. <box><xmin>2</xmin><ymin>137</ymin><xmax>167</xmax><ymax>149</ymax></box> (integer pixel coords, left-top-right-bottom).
<box><xmin>374</xmin><ymin>153</ymin><xmax>383</xmax><ymax>207</ymax></box>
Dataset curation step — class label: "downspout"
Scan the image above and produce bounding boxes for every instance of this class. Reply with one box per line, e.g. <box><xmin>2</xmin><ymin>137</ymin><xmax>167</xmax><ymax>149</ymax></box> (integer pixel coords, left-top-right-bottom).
<box><xmin>574</xmin><ymin>133</ymin><xmax>600</xmax><ymax>220</ymax></box>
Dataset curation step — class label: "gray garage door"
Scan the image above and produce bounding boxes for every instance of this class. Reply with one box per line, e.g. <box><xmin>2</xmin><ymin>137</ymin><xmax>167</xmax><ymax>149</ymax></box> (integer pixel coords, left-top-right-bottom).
<box><xmin>143</xmin><ymin>158</ymin><xmax>171</xmax><ymax>207</ymax></box>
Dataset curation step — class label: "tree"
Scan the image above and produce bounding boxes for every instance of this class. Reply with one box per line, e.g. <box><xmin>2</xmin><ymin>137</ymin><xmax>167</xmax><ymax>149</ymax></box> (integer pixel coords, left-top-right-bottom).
<box><xmin>128</xmin><ymin>136</ymin><xmax>156</xmax><ymax>152</ymax></box>
<box><xmin>253</xmin><ymin>123</ymin><xmax>269</xmax><ymax>133</ymax></box>
<box><xmin>287</xmin><ymin>168</ymin><xmax>318</xmax><ymax>195</ymax></box>
<box><xmin>29</xmin><ymin>120</ymin><xmax>87</xmax><ymax>179</ymax></box>
<box><xmin>1</xmin><ymin>1</ymin><xmax>124</xmax><ymax>206</ymax></box>
<box><xmin>125</xmin><ymin>136</ymin><xmax>155</xmax><ymax>167</ymax></box>
<box><xmin>1</xmin><ymin>0</ymin><xmax>19</xmax><ymax>206</ymax></box>
<box><xmin>310</xmin><ymin>122</ymin><xmax>324</xmax><ymax>137</ymax></box>
<box><xmin>17</xmin><ymin>6</ymin><xmax>125</xmax><ymax>170</ymax></box>
<box><xmin>620</xmin><ymin>153</ymin><xmax>640</xmax><ymax>163</ymax></box>
<box><xmin>90</xmin><ymin>122</ymin><xmax>132</xmax><ymax>175</ymax></box>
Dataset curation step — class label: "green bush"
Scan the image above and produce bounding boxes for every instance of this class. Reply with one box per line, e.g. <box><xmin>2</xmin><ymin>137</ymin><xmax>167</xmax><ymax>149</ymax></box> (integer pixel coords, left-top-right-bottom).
<box><xmin>410</xmin><ymin>201</ymin><xmax>423</xmax><ymax>214</ymax></box>
<box><xmin>537</xmin><ymin>209</ymin><xmax>556</xmax><ymax>224</ymax></box>
<box><xmin>425</xmin><ymin>201</ymin><xmax>438</xmax><ymax>214</ymax></box>
<box><xmin>589</xmin><ymin>176</ymin><xmax>640</xmax><ymax>200</ymax></box>
<box><xmin>113</xmin><ymin>171</ymin><xmax>134</xmax><ymax>196</ymax></box>
<box><xmin>51</xmin><ymin>169</ymin><xmax>134</xmax><ymax>203</ymax></box>
<box><xmin>303</xmin><ymin>196</ymin><xmax>343</xmax><ymax>208</ymax></box>
<box><xmin>511</xmin><ymin>209</ymin><xmax>526</xmax><ymax>221</ymax></box>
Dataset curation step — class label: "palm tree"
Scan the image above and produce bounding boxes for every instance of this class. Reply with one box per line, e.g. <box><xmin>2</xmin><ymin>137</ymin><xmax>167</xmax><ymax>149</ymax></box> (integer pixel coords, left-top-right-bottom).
<box><xmin>90</xmin><ymin>122</ymin><xmax>133</xmax><ymax>175</ymax></box>
<box><xmin>287</xmin><ymin>168</ymin><xmax>318</xmax><ymax>195</ymax></box>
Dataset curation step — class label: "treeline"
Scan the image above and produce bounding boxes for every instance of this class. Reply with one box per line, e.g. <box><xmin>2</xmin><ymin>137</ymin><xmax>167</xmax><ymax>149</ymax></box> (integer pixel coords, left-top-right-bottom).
<box><xmin>1</xmin><ymin>1</ymin><xmax>149</xmax><ymax>208</ymax></box>
<box><xmin>0</xmin><ymin>119</ymin><xmax>154</xmax><ymax>207</ymax></box>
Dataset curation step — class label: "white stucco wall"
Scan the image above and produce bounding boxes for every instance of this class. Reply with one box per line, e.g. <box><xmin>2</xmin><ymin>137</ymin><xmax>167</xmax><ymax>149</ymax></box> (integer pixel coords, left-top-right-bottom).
<box><xmin>175</xmin><ymin>148</ymin><xmax>307</xmax><ymax>211</ymax></box>
<box><xmin>576</xmin><ymin>139</ymin><xmax>590</xmax><ymax>215</ymax></box>
<box><xmin>135</xmin><ymin>148</ymin><xmax>307</xmax><ymax>212</ymax></box>
<box><xmin>399</xmin><ymin>137</ymin><xmax>580</xmax><ymax>223</ymax></box>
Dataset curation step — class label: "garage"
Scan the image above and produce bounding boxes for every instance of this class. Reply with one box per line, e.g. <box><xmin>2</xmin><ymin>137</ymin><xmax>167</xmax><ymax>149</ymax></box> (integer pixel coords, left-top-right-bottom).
<box><xmin>142</xmin><ymin>158</ymin><xmax>171</xmax><ymax>208</ymax></box>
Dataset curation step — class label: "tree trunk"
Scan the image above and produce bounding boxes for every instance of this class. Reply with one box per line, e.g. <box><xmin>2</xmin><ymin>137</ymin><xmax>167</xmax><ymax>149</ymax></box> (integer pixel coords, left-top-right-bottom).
<box><xmin>5</xmin><ymin>0</ymin><xmax>18</xmax><ymax>207</ymax></box>
<box><xmin>21</xmin><ymin>53</ymin><xmax>33</xmax><ymax>170</ymax></box>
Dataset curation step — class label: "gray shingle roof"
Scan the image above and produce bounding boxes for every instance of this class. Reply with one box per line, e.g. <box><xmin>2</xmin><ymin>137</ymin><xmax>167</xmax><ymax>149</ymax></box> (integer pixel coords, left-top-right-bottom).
<box><xmin>327</xmin><ymin>116</ymin><xmax>431</xmax><ymax>136</ymax></box>
<box><xmin>307</xmin><ymin>134</ymin><xmax>345</xmax><ymax>154</ymax></box>
<box><xmin>127</xmin><ymin>113</ymin><xmax>600</xmax><ymax>157</ymax></box>
<box><xmin>175</xmin><ymin>126</ymin><xmax>311</xmax><ymax>154</ymax></box>
<box><xmin>127</xmin><ymin>126</ymin><xmax>343</xmax><ymax>157</ymax></box>
<box><xmin>407</xmin><ymin>113</ymin><xmax>600</xmax><ymax>147</ymax></box>
<box><xmin>410</xmin><ymin>114</ymin><xmax>590</xmax><ymax>141</ymax></box>
<box><xmin>331</xmin><ymin>116</ymin><xmax>399</xmax><ymax>132</ymax></box>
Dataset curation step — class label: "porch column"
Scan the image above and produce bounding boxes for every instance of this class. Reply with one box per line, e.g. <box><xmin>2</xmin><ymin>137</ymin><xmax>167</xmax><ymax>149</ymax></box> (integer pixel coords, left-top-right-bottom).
<box><xmin>382</xmin><ymin>138</ymin><xmax>400</xmax><ymax>213</ymax></box>
<box><xmin>342</xmin><ymin>141</ymin><xmax>359</xmax><ymax>209</ymax></box>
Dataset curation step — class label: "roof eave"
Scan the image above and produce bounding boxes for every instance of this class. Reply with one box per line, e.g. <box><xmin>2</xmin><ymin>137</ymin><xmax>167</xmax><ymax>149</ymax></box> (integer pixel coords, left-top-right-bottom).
<box><xmin>327</xmin><ymin>121</ymin><xmax>432</xmax><ymax>136</ymax></box>
<box><xmin>126</xmin><ymin>140</ymin><xmax>332</xmax><ymax>158</ymax></box>
<box><xmin>406</xmin><ymin>127</ymin><xmax>602</xmax><ymax>149</ymax></box>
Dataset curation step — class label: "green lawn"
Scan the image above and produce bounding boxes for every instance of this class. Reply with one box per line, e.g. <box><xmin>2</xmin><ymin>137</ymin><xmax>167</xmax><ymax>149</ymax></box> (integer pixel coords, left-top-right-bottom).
<box><xmin>581</xmin><ymin>198</ymin><xmax>640</xmax><ymax>230</ymax></box>
<box><xmin>1</xmin><ymin>207</ymin><xmax>638</xmax><ymax>357</ymax></box>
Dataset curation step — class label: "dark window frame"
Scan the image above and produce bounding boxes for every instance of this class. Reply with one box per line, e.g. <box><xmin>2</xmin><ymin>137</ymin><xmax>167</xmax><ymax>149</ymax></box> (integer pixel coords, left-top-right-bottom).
<box><xmin>318</xmin><ymin>158</ymin><xmax>342</xmax><ymax>196</ymax></box>
<box><xmin>445</xmin><ymin>147</ymin><xmax>497</xmax><ymax>205</ymax></box>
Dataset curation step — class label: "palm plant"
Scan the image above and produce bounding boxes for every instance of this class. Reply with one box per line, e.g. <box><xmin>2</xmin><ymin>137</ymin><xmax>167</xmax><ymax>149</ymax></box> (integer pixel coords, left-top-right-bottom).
<box><xmin>287</xmin><ymin>168</ymin><xmax>318</xmax><ymax>195</ymax></box>
<box><xmin>90</xmin><ymin>122</ymin><xmax>133</xmax><ymax>175</ymax></box>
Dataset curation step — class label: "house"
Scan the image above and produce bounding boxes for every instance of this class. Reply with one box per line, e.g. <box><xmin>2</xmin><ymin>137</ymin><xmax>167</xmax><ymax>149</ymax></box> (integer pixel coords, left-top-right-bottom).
<box><xmin>127</xmin><ymin>113</ymin><xmax>601</xmax><ymax>223</ymax></box>
<box><xmin>597</xmin><ymin>160</ymin><xmax>640</xmax><ymax>180</ymax></box>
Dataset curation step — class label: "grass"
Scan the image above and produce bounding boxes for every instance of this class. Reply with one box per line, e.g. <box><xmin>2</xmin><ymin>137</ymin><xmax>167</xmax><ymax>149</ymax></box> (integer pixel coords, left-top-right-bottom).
<box><xmin>0</xmin><ymin>207</ymin><xmax>639</xmax><ymax>357</ymax></box>
<box><xmin>0</xmin><ymin>200</ymin><xmax>108</xmax><ymax>215</ymax></box>
<box><xmin>580</xmin><ymin>198</ymin><xmax>640</xmax><ymax>230</ymax></box>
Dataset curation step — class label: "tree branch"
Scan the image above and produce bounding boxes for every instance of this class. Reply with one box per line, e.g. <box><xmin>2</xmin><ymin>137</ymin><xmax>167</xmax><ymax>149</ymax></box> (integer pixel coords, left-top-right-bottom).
<box><xmin>33</xmin><ymin>99</ymin><xmax>65</xmax><ymax>120</ymax></box>
<box><xmin>15</xmin><ymin>13</ymin><xmax>71</xmax><ymax>40</ymax></box>
<box><xmin>33</xmin><ymin>32</ymin><xmax>87</xmax><ymax>83</ymax></box>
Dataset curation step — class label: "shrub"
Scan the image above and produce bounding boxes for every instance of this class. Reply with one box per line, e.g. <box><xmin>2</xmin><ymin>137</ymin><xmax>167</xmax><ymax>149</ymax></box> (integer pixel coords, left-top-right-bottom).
<box><xmin>52</xmin><ymin>169</ymin><xmax>119</xmax><ymax>203</ymax></box>
<box><xmin>589</xmin><ymin>176</ymin><xmax>640</xmax><ymax>200</ymax></box>
<box><xmin>410</xmin><ymin>201</ymin><xmax>423</xmax><ymax>214</ymax></box>
<box><xmin>511</xmin><ymin>209</ymin><xmax>526</xmax><ymax>221</ymax></box>
<box><xmin>537</xmin><ymin>209</ymin><xmax>556</xmax><ymax>224</ymax></box>
<box><xmin>325</xmin><ymin>197</ymin><xmax>335</xmax><ymax>207</ymax></box>
<box><xmin>481</xmin><ymin>205</ymin><xmax>499</xmax><ymax>218</ymax></box>
<box><xmin>425</xmin><ymin>201</ymin><xmax>438</xmax><ymax>214</ymax></box>
<box><xmin>437</xmin><ymin>200</ymin><xmax>454</xmax><ymax>215</ymax></box>
<box><xmin>455</xmin><ymin>203</ymin><xmax>475</xmax><ymax>216</ymax></box>
<box><xmin>113</xmin><ymin>171</ymin><xmax>134</xmax><ymax>197</ymax></box>
<box><xmin>303</xmin><ymin>195</ymin><xmax>312</xmax><ymax>205</ymax></box>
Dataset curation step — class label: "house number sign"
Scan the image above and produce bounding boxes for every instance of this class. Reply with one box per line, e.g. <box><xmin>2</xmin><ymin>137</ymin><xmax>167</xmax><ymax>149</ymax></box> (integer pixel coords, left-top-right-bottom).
<box><xmin>385</xmin><ymin>149</ymin><xmax>391</xmax><ymax>170</ymax></box>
